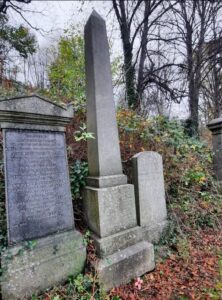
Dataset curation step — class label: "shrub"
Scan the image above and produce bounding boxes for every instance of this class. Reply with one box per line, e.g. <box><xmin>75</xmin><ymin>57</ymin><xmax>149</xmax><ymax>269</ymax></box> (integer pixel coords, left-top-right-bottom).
<box><xmin>70</xmin><ymin>160</ymin><xmax>88</xmax><ymax>200</ymax></box>
<box><xmin>117</xmin><ymin>110</ymin><xmax>221</xmax><ymax>232</ymax></box>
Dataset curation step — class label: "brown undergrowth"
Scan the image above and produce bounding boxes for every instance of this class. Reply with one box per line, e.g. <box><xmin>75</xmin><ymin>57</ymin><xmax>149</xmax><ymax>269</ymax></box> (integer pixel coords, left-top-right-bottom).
<box><xmin>110</xmin><ymin>229</ymin><xmax>222</xmax><ymax>300</ymax></box>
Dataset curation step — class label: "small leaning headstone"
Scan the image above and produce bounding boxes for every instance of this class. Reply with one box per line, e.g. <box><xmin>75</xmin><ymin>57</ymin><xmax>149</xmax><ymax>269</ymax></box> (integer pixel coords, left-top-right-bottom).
<box><xmin>0</xmin><ymin>95</ymin><xmax>86</xmax><ymax>300</ymax></box>
<box><xmin>132</xmin><ymin>151</ymin><xmax>168</xmax><ymax>243</ymax></box>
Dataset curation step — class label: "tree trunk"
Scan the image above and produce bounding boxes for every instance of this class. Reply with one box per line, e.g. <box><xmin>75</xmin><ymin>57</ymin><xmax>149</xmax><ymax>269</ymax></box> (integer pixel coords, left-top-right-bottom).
<box><xmin>112</xmin><ymin>0</ymin><xmax>137</xmax><ymax>109</ymax></box>
<box><xmin>137</xmin><ymin>1</ymin><xmax>149</xmax><ymax>107</ymax></box>
<box><xmin>188</xmin><ymin>79</ymin><xmax>199</xmax><ymax>136</ymax></box>
<box><xmin>186</xmin><ymin>14</ymin><xmax>199</xmax><ymax>137</ymax></box>
<box><xmin>119</xmin><ymin>0</ymin><xmax>137</xmax><ymax>109</ymax></box>
<box><xmin>123</xmin><ymin>40</ymin><xmax>137</xmax><ymax>108</ymax></box>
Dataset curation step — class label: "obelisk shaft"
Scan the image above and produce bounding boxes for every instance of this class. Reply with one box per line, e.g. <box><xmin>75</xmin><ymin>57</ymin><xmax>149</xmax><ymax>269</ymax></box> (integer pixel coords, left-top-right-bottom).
<box><xmin>84</xmin><ymin>11</ymin><xmax>124</xmax><ymax>181</ymax></box>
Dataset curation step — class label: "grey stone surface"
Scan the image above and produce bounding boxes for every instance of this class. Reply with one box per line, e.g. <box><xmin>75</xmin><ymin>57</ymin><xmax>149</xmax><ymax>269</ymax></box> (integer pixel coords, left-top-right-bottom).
<box><xmin>86</xmin><ymin>174</ymin><xmax>127</xmax><ymax>188</ymax></box>
<box><xmin>1</xmin><ymin>230</ymin><xmax>86</xmax><ymax>300</ymax></box>
<box><xmin>0</xmin><ymin>95</ymin><xmax>73</xmax><ymax>128</ymax></box>
<box><xmin>92</xmin><ymin>226</ymin><xmax>143</xmax><ymax>258</ymax></box>
<box><xmin>84</xmin><ymin>10</ymin><xmax>124</xmax><ymax>182</ymax></box>
<box><xmin>211</xmin><ymin>134</ymin><xmax>222</xmax><ymax>180</ymax></box>
<box><xmin>95</xmin><ymin>241</ymin><xmax>155</xmax><ymax>291</ymax></box>
<box><xmin>83</xmin><ymin>184</ymin><xmax>137</xmax><ymax>238</ymax></box>
<box><xmin>0</xmin><ymin>94</ymin><xmax>86</xmax><ymax>298</ymax></box>
<box><xmin>4</xmin><ymin>129</ymin><xmax>74</xmax><ymax>244</ymax></box>
<box><xmin>0</xmin><ymin>123</ymin><xmax>65</xmax><ymax>132</ymax></box>
<box><xmin>142</xmin><ymin>220</ymin><xmax>169</xmax><ymax>244</ymax></box>
<box><xmin>215</xmin><ymin>180</ymin><xmax>222</xmax><ymax>193</ymax></box>
<box><xmin>207</xmin><ymin>119</ymin><xmax>222</xmax><ymax>180</ymax></box>
<box><xmin>133</xmin><ymin>151</ymin><xmax>167</xmax><ymax>227</ymax></box>
<box><xmin>83</xmin><ymin>11</ymin><xmax>155</xmax><ymax>290</ymax></box>
<box><xmin>207</xmin><ymin>117</ymin><xmax>222</xmax><ymax>131</ymax></box>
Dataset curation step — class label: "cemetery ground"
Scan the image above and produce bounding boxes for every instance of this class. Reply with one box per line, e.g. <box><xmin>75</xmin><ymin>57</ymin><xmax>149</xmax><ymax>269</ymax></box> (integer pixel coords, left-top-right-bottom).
<box><xmin>0</xmin><ymin>109</ymin><xmax>222</xmax><ymax>300</ymax></box>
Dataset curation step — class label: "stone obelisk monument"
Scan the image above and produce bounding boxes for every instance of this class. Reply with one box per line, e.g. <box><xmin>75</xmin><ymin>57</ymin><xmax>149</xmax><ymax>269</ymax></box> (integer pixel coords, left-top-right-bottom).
<box><xmin>83</xmin><ymin>11</ymin><xmax>155</xmax><ymax>290</ymax></box>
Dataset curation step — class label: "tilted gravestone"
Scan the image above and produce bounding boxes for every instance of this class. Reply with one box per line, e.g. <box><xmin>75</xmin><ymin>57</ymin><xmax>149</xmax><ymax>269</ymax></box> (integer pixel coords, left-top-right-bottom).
<box><xmin>0</xmin><ymin>95</ymin><xmax>86</xmax><ymax>299</ymax></box>
<box><xmin>132</xmin><ymin>151</ymin><xmax>168</xmax><ymax>243</ymax></box>
<box><xmin>83</xmin><ymin>11</ymin><xmax>155</xmax><ymax>290</ymax></box>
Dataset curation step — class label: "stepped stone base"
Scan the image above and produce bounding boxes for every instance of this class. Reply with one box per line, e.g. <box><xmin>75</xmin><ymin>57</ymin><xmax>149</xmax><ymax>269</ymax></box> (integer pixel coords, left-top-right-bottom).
<box><xmin>92</xmin><ymin>226</ymin><xmax>143</xmax><ymax>258</ymax></box>
<box><xmin>94</xmin><ymin>241</ymin><xmax>155</xmax><ymax>291</ymax></box>
<box><xmin>83</xmin><ymin>184</ymin><xmax>155</xmax><ymax>290</ymax></box>
<box><xmin>1</xmin><ymin>230</ymin><xmax>86</xmax><ymax>300</ymax></box>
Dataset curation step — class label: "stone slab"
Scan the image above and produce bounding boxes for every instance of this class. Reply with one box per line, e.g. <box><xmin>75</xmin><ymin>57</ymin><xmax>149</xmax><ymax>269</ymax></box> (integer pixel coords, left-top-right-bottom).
<box><xmin>207</xmin><ymin>117</ymin><xmax>222</xmax><ymax>132</ymax></box>
<box><xmin>133</xmin><ymin>151</ymin><xmax>167</xmax><ymax>227</ymax></box>
<box><xmin>210</xmin><ymin>133</ymin><xmax>222</xmax><ymax>180</ymax></box>
<box><xmin>207</xmin><ymin>118</ymin><xmax>222</xmax><ymax>181</ymax></box>
<box><xmin>95</xmin><ymin>241</ymin><xmax>155</xmax><ymax>291</ymax></box>
<box><xmin>1</xmin><ymin>230</ymin><xmax>86</xmax><ymax>300</ymax></box>
<box><xmin>4</xmin><ymin>129</ymin><xmax>74</xmax><ymax>244</ymax></box>
<box><xmin>83</xmin><ymin>184</ymin><xmax>137</xmax><ymax>238</ymax></box>
<box><xmin>92</xmin><ymin>226</ymin><xmax>143</xmax><ymax>258</ymax></box>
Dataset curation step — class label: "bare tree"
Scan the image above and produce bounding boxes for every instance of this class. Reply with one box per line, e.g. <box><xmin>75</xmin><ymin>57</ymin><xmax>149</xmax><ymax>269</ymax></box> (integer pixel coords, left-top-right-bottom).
<box><xmin>200</xmin><ymin>13</ymin><xmax>222</xmax><ymax>120</ymax></box>
<box><xmin>112</xmin><ymin>0</ymin><xmax>140</xmax><ymax>109</ymax></box>
<box><xmin>112</xmin><ymin>0</ymin><xmax>179</xmax><ymax>111</ymax></box>
<box><xmin>23</xmin><ymin>46</ymin><xmax>56</xmax><ymax>89</ymax></box>
<box><xmin>171</xmin><ymin>0</ymin><xmax>222</xmax><ymax>135</ymax></box>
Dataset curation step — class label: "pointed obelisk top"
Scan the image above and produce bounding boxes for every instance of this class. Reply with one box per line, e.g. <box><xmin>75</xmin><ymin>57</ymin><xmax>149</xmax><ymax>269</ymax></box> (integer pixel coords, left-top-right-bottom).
<box><xmin>91</xmin><ymin>10</ymin><xmax>105</xmax><ymax>21</ymax></box>
<box><xmin>84</xmin><ymin>6</ymin><xmax>127</xmax><ymax>187</ymax></box>
<box><xmin>85</xmin><ymin>10</ymin><xmax>105</xmax><ymax>29</ymax></box>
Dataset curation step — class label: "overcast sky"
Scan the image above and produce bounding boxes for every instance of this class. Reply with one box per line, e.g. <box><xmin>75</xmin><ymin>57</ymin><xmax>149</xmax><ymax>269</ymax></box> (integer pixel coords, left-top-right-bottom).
<box><xmin>10</xmin><ymin>1</ymin><xmax>119</xmax><ymax>48</ymax></box>
<box><xmin>8</xmin><ymin>1</ymin><xmax>189</xmax><ymax>118</ymax></box>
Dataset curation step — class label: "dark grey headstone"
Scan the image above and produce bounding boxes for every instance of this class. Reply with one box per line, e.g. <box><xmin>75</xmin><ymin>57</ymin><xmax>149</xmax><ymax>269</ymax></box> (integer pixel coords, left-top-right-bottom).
<box><xmin>4</xmin><ymin>129</ymin><xmax>74</xmax><ymax>244</ymax></box>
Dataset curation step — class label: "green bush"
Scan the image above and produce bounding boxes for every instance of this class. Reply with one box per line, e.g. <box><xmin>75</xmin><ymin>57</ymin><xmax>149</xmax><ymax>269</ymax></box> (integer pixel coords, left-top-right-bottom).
<box><xmin>70</xmin><ymin>160</ymin><xmax>88</xmax><ymax>200</ymax></box>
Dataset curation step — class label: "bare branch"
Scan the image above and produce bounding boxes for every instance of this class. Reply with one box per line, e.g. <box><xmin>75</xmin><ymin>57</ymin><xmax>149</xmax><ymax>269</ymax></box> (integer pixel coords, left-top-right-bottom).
<box><xmin>0</xmin><ymin>0</ymin><xmax>31</xmax><ymax>14</ymax></box>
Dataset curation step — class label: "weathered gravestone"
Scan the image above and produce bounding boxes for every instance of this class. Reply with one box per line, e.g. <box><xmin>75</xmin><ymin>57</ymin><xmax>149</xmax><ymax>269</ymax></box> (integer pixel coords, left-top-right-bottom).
<box><xmin>83</xmin><ymin>11</ymin><xmax>155</xmax><ymax>290</ymax></box>
<box><xmin>0</xmin><ymin>95</ymin><xmax>86</xmax><ymax>300</ymax></box>
<box><xmin>207</xmin><ymin>118</ymin><xmax>222</xmax><ymax>186</ymax></box>
<box><xmin>132</xmin><ymin>151</ymin><xmax>168</xmax><ymax>243</ymax></box>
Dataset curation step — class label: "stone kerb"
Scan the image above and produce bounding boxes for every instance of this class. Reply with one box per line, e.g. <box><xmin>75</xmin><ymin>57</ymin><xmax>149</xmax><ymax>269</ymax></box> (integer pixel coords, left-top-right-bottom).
<box><xmin>132</xmin><ymin>151</ymin><xmax>168</xmax><ymax>243</ymax></box>
<box><xmin>0</xmin><ymin>95</ymin><xmax>86</xmax><ymax>300</ymax></box>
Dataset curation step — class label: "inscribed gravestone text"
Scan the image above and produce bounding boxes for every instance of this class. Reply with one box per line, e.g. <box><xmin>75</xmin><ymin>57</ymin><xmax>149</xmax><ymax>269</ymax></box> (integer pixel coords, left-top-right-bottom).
<box><xmin>5</xmin><ymin>130</ymin><xmax>74</xmax><ymax>243</ymax></box>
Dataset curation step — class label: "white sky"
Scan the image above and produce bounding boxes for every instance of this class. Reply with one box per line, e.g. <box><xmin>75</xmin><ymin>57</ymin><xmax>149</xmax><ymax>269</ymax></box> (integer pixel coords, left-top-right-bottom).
<box><xmin>8</xmin><ymin>0</ymin><xmax>189</xmax><ymax>118</ymax></box>
<box><xmin>9</xmin><ymin>1</ymin><xmax>119</xmax><ymax>48</ymax></box>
